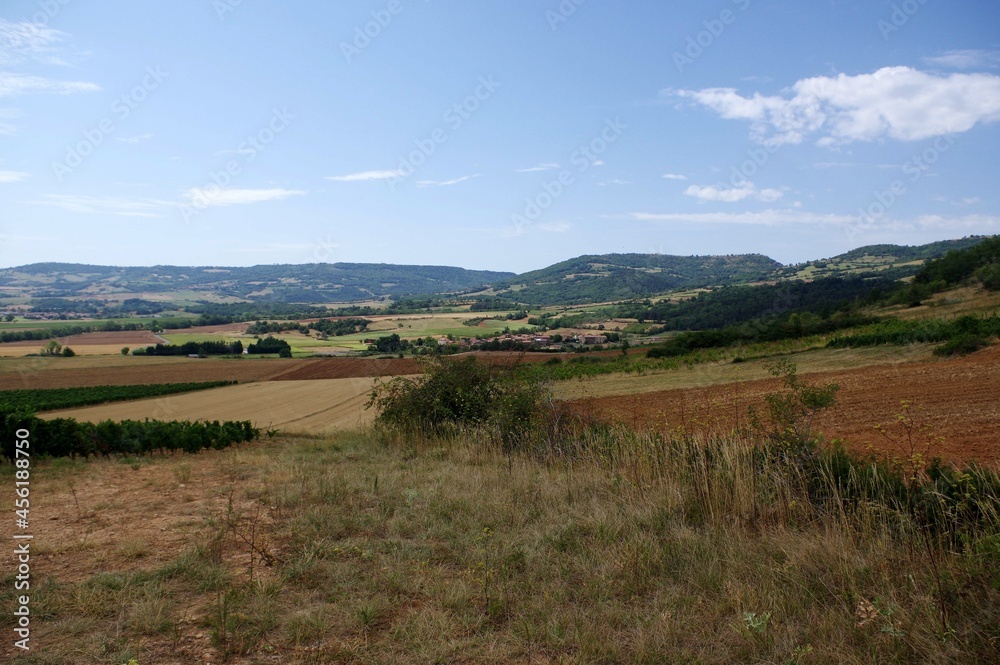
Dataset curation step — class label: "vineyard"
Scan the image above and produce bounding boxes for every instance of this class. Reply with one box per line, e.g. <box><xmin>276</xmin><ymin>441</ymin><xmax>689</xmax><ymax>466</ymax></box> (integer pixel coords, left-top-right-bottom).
<box><xmin>1</xmin><ymin>409</ymin><xmax>259</xmax><ymax>461</ymax></box>
<box><xmin>0</xmin><ymin>381</ymin><xmax>236</xmax><ymax>412</ymax></box>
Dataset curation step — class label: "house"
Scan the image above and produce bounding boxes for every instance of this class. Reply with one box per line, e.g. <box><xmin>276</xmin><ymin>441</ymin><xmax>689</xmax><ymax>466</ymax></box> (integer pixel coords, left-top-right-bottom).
<box><xmin>582</xmin><ymin>335</ymin><xmax>608</xmax><ymax>345</ymax></box>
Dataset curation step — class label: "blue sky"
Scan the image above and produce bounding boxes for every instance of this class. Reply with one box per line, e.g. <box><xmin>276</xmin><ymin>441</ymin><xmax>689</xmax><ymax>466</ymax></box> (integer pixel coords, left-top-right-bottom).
<box><xmin>1</xmin><ymin>0</ymin><xmax>999</xmax><ymax>273</ymax></box>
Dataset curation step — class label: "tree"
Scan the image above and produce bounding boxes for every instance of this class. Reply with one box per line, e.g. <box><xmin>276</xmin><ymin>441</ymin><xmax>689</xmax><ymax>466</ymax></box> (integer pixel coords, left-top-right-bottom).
<box><xmin>61</xmin><ymin>346</ymin><xmax>76</xmax><ymax>357</ymax></box>
<box><xmin>121</xmin><ymin>347</ymin><xmax>130</xmax><ymax>356</ymax></box>
<box><xmin>3</xmin><ymin>313</ymin><xmax>14</xmax><ymax>322</ymax></box>
<box><xmin>40</xmin><ymin>340</ymin><xmax>63</xmax><ymax>356</ymax></box>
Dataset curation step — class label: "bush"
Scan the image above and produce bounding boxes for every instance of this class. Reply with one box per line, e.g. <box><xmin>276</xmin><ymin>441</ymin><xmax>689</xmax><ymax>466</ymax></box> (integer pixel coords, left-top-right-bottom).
<box><xmin>367</xmin><ymin>357</ymin><xmax>555</xmax><ymax>451</ymax></box>
<box><xmin>933</xmin><ymin>333</ymin><xmax>987</xmax><ymax>357</ymax></box>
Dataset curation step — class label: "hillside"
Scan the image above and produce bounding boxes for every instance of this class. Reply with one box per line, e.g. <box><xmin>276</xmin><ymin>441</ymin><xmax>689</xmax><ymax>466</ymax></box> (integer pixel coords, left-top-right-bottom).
<box><xmin>492</xmin><ymin>253</ymin><xmax>782</xmax><ymax>305</ymax></box>
<box><xmin>0</xmin><ymin>263</ymin><xmax>515</xmax><ymax>303</ymax></box>
<box><xmin>776</xmin><ymin>236</ymin><xmax>991</xmax><ymax>281</ymax></box>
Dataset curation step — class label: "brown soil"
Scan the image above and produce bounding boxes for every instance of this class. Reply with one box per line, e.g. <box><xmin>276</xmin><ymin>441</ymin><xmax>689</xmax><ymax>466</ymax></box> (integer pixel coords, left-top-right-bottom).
<box><xmin>566</xmin><ymin>345</ymin><xmax>1000</xmax><ymax>466</ymax></box>
<box><xmin>1</xmin><ymin>330</ymin><xmax>165</xmax><ymax>347</ymax></box>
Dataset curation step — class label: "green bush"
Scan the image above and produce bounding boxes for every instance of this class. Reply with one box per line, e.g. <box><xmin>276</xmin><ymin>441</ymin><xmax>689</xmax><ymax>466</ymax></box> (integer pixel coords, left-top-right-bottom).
<box><xmin>367</xmin><ymin>357</ymin><xmax>553</xmax><ymax>451</ymax></box>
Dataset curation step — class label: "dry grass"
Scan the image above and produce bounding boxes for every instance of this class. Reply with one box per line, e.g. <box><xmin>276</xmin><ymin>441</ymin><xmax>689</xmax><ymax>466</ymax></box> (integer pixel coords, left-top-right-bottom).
<box><xmin>3</xmin><ymin>427</ymin><xmax>998</xmax><ymax>664</ymax></box>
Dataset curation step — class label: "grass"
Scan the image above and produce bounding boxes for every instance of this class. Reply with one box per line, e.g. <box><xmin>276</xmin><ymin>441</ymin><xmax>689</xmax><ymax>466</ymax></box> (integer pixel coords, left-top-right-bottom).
<box><xmin>4</xmin><ymin>424</ymin><xmax>998</xmax><ymax>663</ymax></box>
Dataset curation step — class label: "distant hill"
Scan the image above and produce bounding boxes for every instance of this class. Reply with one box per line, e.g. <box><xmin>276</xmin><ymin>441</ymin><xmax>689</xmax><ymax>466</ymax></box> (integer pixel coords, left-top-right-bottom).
<box><xmin>1</xmin><ymin>237</ymin><xmax>994</xmax><ymax>310</ymax></box>
<box><xmin>491</xmin><ymin>253</ymin><xmax>782</xmax><ymax>305</ymax></box>
<box><xmin>776</xmin><ymin>237</ymin><xmax>993</xmax><ymax>281</ymax></box>
<box><xmin>0</xmin><ymin>263</ymin><xmax>515</xmax><ymax>303</ymax></box>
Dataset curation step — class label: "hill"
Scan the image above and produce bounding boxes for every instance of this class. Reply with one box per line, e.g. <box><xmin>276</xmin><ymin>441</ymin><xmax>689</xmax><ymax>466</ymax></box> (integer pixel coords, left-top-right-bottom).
<box><xmin>0</xmin><ymin>262</ymin><xmax>515</xmax><ymax>303</ymax></box>
<box><xmin>491</xmin><ymin>253</ymin><xmax>782</xmax><ymax>305</ymax></box>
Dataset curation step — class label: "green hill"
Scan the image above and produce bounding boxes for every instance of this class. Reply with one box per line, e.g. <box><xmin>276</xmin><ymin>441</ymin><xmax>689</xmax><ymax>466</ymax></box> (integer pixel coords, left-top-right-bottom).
<box><xmin>493</xmin><ymin>253</ymin><xmax>782</xmax><ymax>305</ymax></box>
<box><xmin>0</xmin><ymin>263</ymin><xmax>515</xmax><ymax>303</ymax></box>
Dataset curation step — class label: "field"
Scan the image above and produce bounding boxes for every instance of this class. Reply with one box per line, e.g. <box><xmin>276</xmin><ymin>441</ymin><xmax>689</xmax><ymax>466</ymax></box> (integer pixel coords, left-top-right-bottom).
<box><xmin>0</xmin><ymin>356</ymin><xmax>420</xmax><ymax>390</ymax></box>
<box><xmin>3</xmin><ymin>429</ymin><xmax>998</xmax><ymax>663</ymax></box>
<box><xmin>44</xmin><ymin>378</ymin><xmax>383</xmax><ymax>433</ymax></box>
<box><xmin>564</xmin><ymin>344</ymin><xmax>1000</xmax><ymax>465</ymax></box>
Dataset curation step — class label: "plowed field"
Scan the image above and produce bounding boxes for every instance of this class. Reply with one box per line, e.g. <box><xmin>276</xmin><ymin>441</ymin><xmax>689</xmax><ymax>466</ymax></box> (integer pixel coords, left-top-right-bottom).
<box><xmin>0</xmin><ymin>357</ymin><xmax>421</xmax><ymax>389</ymax></box>
<box><xmin>45</xmin><ymin>378</ymin><xmax>381</xmax><ymax>433</ymax></box>
<box><xmin>565</xmin><ymin>345</ymin><xmax>1000</xmax><ymax>465</ymax></box>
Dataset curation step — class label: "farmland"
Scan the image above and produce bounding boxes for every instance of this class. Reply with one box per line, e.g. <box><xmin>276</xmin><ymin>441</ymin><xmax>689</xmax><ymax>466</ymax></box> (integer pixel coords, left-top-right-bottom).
<box><xmin>44</xmin><ymin>378</ymin><xmax>384</xmax><ymax>433</ymax></box>
<box><xmin>0</xmin><ymin>382</ymin><xmax>235</xmax><ymax>412</ymax></box>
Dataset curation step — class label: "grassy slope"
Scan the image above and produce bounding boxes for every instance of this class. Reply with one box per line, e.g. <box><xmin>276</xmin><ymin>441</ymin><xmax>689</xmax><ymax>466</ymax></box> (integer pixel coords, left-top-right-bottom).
<box><xmin>4</xmin><ymin>430</ymin><xmax>996</xmax><ymax>663</ymax></box>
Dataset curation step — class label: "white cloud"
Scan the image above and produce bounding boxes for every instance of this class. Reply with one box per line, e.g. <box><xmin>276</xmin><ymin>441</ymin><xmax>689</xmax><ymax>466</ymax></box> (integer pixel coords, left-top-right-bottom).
<box><xmin>597</xmin><ymin>179</ymin><xmax>630</xmax><ymax>186</ymax></box>
<box><xmin>516</xmin><ymin>163</ymin><xmax>560</xmax><ymax>173</ymax></box>
<box><xmin>623</xmin><ymin>210</ymin><xmax>1000</xmax><ymax>233</ymax></box>
<box><xmin>672</xmin><ymin>66</ymin><xmax>1000</xmax><ymax>146</ymax></box>
<box><xmin>538</xmin><ymin>221</ymin><xmax>571</xmax><ymax>233</ymax></box>
<box><xmin>0</xmin><ymin>72</ymin><xmax>99</xmax><ymax>98</ymax></box>
<box><xmin>624</xmin><ymin>210</ymin><xmax>854</xmax><ymax>226</ymax></box>
<box><xmin>684</xmin><ymin>182</ymin><xmax>783</xmax><ymax>203</ymax></box>
<box><xmin>183</xmin><ymin>187</ymin><xmax>306</xmax><ymax>207</ymax></box>
<box><xmin>0</xmin><ymin>19</ymin><xmax>68</xmax><ymax>67</ymax></box>
<box><xmin>325</xmin><ymin>170</ymin><xmax>405</xmax><ymax>182</ymax></box>
<box><xmin>0</xmin><ymin>170</ymin><xmax>28</xmax><ymax>183</ymax></box>
<box><xmin>662</xmin><ymin>173</ymin><xmax>688</xmax><ymax>180</ymax></box>
<box><xmin>924</xmin><ymin>50</ymin><xmax>1000</xmax><ymax>70</ymax></box>
<box><xmin>34</xmin><ymin>194</ymin><xmax>171</xmax><ymax>218</ymax></box>
<box><xmin>417</xmin><ymin>174</ymin><xmax>480</xmax><ymax>187</ymax></box>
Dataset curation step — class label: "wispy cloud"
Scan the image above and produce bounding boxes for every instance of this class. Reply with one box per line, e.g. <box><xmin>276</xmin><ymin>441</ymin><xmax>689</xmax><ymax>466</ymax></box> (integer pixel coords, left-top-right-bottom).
<box><xmin>671</xmin><ymin>66</ymin><xmax>1000</xmax><ymax>146</ymax></box>
<box><xmin>624</xmin><ymin>210</ymin><xmax>853</xmax><ymax>226</ymax></box>
<box><xmin>516</xmin><ymin>163</ymin><xmax>560</xmax><ymax>173</ymax></box>
<box><xmin>417</xmin><ymin>174</ymin><xmax>481</xmax><ymax>187</ymax></box>
<box><xmin>34</xmin><ymin>194</ymin><xmax>171</xmax><ymax>218</ymax></box>
<box><xmin>538</xmin><ymin>221</ymin><xmax>571</xmax><ymax>233</ymax></box>
<box><xmin>662</xmin><ymin>173</ymin><xmax>688</xmax><ymax>181</ymax></box>
<box><xmin>623</xmin><ymin>210</ymin><xmax>1000</xmax><ymax>232</ymax></box>
<box><xmin>684</xmin><ymin>182</ymin><xmax>783</xmax><ymax>203</ymax></box>
<box><xmin>0</xmin><ymin>72</ymin><xmax>99</xmax><ymax>98</ymax></box>
<box><xmin>0</xmin><ymin>170</ymin><xmax>28</xmax><ymax>183</ymax></box>
<box><xmin>924</xmin><ymin>49</ymin><xmax>1000</xmax><ymax>70</ymax></box>
<box><xmin>325</xmin><ymin>170</ymin><xmax>405</xmax><ymax>182</ymax></box>
<box><xmin>597</xmin><ymin>179</ymin><xmax>630</xmax><ymax>186</ymax></box>
<box><xmin>183</xmin><ymin>187</ymin><xmax>306</xmax><ymax>207</ymax></box>
<box><xmin>0</xmin><ymin>19</ymin><xmax>69</xmax><ymax>67</ymax></box>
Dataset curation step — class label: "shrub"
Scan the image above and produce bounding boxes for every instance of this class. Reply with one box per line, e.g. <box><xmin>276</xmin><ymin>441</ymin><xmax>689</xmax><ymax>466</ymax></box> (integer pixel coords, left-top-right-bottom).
<box><xmin>367</xmin><ymin>357</ymin><xmax>555</xmax><ymax>451</ymax></box>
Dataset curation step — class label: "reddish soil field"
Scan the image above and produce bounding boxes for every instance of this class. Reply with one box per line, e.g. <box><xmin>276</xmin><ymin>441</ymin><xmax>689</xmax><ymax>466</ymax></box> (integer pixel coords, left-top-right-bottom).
<box><xmin>0</xmin><ymin>356</ymin><xmax>423</xmax><ymax>390</ymax></box>
<box><xmin>267</xmin><ymin>357</ymin><xmax>421</xmax><ymax>380</ymax></box>
<box><xmin>566</xmin><ymin>346</ymin><xmax>1000</xmax><ymax>466</ymax></box>
<box><xmin>1</xmin><ymin>330</ymin><xmax>165</xmax><ymax>347</ymax></box>
<box><xmin>171</xmin><ymin>322</ymin><xmax>251</xmax><ymax>334</ymax></box>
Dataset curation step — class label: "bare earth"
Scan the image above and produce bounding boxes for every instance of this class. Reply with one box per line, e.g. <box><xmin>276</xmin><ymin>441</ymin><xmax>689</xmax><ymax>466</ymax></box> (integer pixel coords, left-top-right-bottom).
<box><xmin>565</xmin><ymin>345</ymin><xmax>1000</xmax><ymax>466</ymax></box>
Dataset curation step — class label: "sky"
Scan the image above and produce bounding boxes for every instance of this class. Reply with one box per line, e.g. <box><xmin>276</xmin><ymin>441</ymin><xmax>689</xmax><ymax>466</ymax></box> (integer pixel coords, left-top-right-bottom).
<box><xmin>1</xmin><ymin>0</ymin><xmax>999</xmax><ymax>273</ymax></box>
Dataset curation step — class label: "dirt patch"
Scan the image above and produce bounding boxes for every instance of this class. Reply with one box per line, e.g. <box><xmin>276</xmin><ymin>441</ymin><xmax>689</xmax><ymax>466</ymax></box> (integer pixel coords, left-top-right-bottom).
<box><xmin>566</xmin><ymin>345</ymin><xmax>1000</xmax><ymax>466</ymax></box>
<box><xmin>0</xmin><ymin>330</ymin><xmax>165</xmax><ymax>348</ymax></box>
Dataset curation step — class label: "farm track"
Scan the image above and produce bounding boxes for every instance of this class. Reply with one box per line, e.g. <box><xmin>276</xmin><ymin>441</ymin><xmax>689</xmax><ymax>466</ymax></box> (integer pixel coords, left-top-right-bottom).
<box><xmin>565</xmin><ymin>345</ymin><xmax>1000</xmax><ymax>465</ymax></box>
